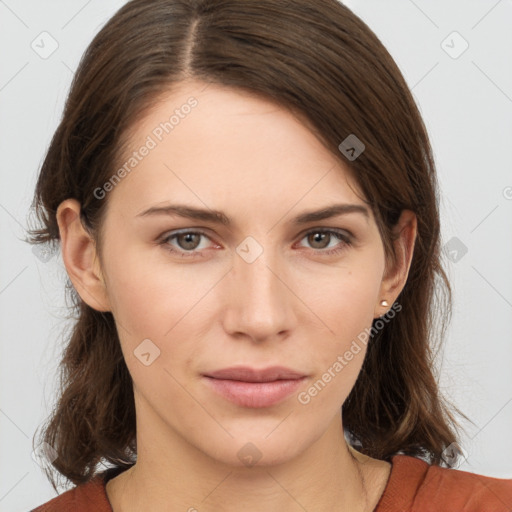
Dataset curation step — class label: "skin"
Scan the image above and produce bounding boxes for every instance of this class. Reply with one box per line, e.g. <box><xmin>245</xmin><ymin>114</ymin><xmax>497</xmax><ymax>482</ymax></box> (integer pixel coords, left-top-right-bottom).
<box><xmin>56</xmin><ymin>80</ymin><xmax>417</xmax><ymax>512</ymax></box>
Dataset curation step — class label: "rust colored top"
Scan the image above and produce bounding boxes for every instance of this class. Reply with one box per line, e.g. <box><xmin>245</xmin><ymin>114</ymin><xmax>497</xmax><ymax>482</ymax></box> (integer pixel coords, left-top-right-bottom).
<box><xmin>32</xmin><ymin>454</ymin><xmax>512</xmax><ymax>511</ymax></box>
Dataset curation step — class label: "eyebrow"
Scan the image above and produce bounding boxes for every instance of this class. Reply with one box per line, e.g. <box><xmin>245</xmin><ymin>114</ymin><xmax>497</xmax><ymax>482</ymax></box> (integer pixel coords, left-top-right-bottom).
<box><xmin>136</xmin><ymin>203</ymin><xmax>370</xmax><ymax>226</ymax></box>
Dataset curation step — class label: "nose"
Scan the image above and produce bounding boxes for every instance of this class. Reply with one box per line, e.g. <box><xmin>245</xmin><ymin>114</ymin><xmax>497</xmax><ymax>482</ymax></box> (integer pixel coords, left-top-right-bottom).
<box><xmin>222</xmin><ymin>245</ymin><xmax>296</xmax><ymax>343</ymax></box>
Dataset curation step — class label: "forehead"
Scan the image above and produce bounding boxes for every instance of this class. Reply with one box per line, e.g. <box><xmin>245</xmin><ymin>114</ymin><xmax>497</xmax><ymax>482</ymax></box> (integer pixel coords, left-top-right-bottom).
<box><xmin>106</xmin><ymin>80</ymin><xmax>368</xmax><ymax>223</ymax></box>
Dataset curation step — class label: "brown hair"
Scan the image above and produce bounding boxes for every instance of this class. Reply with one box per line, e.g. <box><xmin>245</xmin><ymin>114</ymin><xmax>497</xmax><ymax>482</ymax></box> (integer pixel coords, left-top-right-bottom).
<box><xmin>27</xmin><ymin>0</ymin><xmax>472</xmax><ymax>491</ymax></box>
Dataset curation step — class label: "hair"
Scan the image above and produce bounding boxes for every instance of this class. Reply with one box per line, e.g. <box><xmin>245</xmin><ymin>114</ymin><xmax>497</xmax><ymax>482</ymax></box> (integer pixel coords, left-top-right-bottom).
<box><xmin>27</xmin><ymin>0</ymin><xmax>473</xmax><ymax>492</ymax></box>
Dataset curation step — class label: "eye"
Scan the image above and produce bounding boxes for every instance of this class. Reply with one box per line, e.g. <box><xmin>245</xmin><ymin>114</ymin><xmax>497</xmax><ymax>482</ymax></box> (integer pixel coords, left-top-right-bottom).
<box><xmin>158</xmin><ymin>228</ymin><xmax>353</xmax><ymax>259</ymax></box>
<box><xmin>297</xmin><ymin>228</ymin><xmax>352</xmax><ymax>256</ymax></box>
<box><xmin>159</xmin><ymin>230</ymin><xmax>215</xmax><ymax>258</ymax></box>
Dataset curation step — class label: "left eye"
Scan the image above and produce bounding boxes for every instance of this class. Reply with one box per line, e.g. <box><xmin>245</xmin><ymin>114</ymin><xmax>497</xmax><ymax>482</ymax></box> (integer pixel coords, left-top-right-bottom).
<box><xmin>297</xmin><ymin>229</ymin><xmax>350</xmax><ymax>252</ymax></box>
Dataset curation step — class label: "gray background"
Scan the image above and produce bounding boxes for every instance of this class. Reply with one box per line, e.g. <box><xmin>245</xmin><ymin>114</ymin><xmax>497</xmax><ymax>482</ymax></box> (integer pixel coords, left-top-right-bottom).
<box><xmin>1</xmin><ymin>0</ymin><xmax>511</xmax><ymax>510</ymax></box>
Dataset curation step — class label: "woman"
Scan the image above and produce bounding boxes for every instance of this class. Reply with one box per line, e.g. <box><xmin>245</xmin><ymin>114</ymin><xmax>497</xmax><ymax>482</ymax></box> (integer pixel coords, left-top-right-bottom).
<box><xmin>28</xmin><ymin>0</ymin><xmax>512</xmax><ymax>511</ymax></box>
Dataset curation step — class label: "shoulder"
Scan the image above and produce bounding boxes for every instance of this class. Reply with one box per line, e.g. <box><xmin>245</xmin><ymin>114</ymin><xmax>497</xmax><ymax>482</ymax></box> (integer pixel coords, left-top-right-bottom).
<box><xmin>421</xmin><ymin>460</ymin><xmax>512</xmax><ymax>511</ymax></box>
<box><xmin>31</xmin><ymin>469</ymin><xmax>118</xmax><ymax>512</ymax></box>
<box><xmin>377</xmin><ymin>454</ymin><xmax>512</xmax><ymax>512</ymax></box>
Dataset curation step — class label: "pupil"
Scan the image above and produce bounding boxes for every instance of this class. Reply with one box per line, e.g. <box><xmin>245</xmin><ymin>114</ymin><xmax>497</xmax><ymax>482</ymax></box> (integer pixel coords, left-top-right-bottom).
<box><xmin>180</xmin><ymin>233</ymin><xmax>199</xmax><ymax>249</ymax></box>
<box><xmin>311</xmin><ymin>232</ymin><xmax>328</xmax><ymax>248</ymax></box>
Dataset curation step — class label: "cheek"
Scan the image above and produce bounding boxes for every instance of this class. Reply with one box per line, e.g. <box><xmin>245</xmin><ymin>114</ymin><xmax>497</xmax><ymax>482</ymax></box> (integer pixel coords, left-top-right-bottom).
<box><xmin>311</xmin><ymin>259</ymin><xmax>383</xmax><ymax>336</ymax></box>
<box><xmin>104</xmin><ymin>245</ymin><xmax>206</xmax><ymax>334</ymax></box>
<box><xmin>304</xmin><ymin>261</ymin><xmax>383</xmax><ymax>388</ymax></box>
<box><xmin>102</xmin><ymin>247</ymin><xmax>216</xmax><ymax>379</ymax></box>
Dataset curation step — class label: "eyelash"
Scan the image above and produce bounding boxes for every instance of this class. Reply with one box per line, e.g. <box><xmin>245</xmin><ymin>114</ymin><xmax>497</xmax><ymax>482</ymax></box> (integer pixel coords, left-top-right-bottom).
<box><xmin>158</xmin><ymin>228</ymin><xmax>353</xmax><ymax>259</ymax></box>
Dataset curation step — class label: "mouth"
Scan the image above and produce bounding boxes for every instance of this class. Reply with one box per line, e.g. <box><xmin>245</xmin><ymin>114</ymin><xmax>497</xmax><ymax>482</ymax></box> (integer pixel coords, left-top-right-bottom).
<box><xmin>202</xmin><ymin>366</ymin><xmax>308</xmax><ymax>408</ymax></box>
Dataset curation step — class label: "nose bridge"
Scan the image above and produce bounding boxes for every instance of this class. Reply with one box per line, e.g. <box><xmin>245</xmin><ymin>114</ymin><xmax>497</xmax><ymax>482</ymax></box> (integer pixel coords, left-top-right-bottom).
<box><xmin>225</xmin><ymin>238</ymin><xmax>293</xmax><ymax>340</ymax></box>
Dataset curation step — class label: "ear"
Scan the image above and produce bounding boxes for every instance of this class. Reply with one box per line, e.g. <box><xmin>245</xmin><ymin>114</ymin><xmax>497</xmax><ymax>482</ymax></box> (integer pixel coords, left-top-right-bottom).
<box><xmin>56</xmin><ymin>198</ymin><xmax>111</xmax><ymax>312</ymax></box>
<box><xmin>374</xmin><ymin>209</ymin><xmax>417</xmax><ymax>318</ymax></box>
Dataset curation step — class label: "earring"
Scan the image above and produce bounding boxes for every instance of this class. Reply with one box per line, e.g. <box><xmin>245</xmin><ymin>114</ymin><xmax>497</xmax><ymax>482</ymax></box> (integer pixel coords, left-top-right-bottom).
<box><xmin>380</xmin><ymin>299</ymin><xmax>389</xmax><ymax>307</ymax></box>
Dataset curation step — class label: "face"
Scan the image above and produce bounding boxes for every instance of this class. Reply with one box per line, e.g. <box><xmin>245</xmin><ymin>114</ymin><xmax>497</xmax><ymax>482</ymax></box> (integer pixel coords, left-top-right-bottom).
<box><xmin>64</xmin><ymin>80</ymin><xmax>411</xmax><ymax>468</ymax></box>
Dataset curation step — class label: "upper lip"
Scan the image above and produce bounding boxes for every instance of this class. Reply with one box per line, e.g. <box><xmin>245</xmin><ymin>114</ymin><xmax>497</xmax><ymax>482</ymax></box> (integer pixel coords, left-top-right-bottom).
<box><xmin>203</xmin><ymin>366</ymin><xmax>307</xmax><ymax>382</ymax></box>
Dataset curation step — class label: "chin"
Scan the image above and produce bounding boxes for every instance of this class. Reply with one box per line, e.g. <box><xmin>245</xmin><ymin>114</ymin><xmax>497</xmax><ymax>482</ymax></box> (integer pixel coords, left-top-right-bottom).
<box><xmin>198</xmin><ymin>426</ymin><xmax>312</xmax><ymax>469</ymax></box>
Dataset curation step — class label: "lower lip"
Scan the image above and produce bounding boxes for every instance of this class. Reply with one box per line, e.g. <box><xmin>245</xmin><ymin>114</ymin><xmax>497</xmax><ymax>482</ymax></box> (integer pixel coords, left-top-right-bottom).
<box><xmin>203</xmin><ymin>376</ymin><xmax>306</xmax><ymax>408</ymax></box>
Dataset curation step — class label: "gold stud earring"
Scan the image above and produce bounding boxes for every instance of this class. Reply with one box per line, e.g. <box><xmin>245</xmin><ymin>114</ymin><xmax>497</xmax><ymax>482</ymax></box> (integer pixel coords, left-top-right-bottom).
<box><xmin>380</xmin><ymin>300</ymin><xmax>389</xmax><ymax>307</ymax></box>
